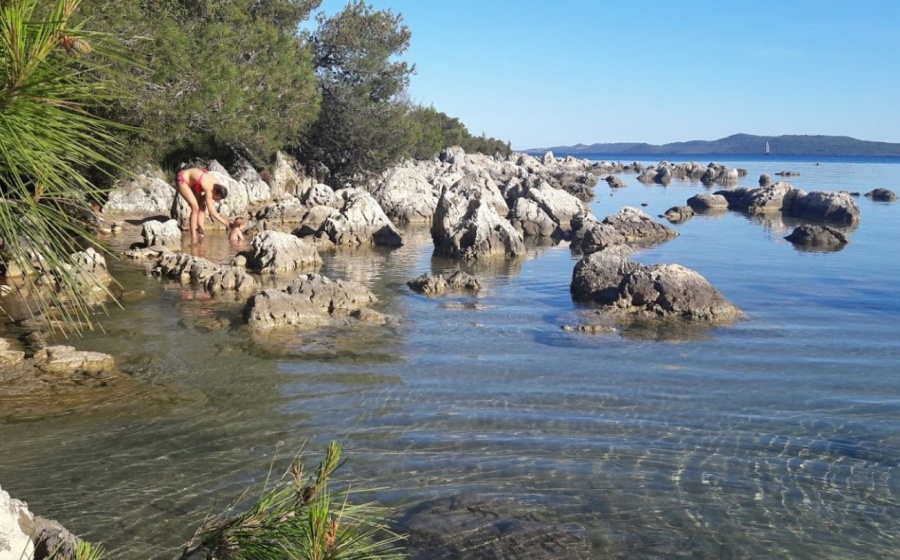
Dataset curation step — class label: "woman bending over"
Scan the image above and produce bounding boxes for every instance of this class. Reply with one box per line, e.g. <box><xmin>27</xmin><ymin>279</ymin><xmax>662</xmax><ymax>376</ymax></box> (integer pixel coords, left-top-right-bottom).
<box><xmin>173</xmin><ymin>167</ymin><xmax>232</xmax><ymax>243</ymax></box>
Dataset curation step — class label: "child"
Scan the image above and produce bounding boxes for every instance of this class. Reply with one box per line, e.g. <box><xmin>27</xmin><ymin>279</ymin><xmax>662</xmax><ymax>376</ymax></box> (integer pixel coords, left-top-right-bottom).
<box><xmin>228</xmin><ymin>216</ymin><xmax>246</xmax><ymax>245</ymax></box>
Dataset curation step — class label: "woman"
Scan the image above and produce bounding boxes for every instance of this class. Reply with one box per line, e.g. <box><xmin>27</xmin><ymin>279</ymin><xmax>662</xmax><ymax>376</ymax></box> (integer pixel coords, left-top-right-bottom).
<box><xmin>173</xmin><ymin>167</ymin><xmax>233</xmax><ymax>243</ymax></box>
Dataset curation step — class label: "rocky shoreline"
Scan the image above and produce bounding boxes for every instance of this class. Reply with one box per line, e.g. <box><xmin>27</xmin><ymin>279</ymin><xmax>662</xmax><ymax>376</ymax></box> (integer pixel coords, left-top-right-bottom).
<box><xmin>0</xmin><ymin>147</ymin><xmax>887</xmax><ymax>558</ymax></box>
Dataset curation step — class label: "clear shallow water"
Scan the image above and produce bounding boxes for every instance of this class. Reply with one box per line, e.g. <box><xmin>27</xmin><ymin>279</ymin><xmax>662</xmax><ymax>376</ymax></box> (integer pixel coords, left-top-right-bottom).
<box><xmin>1</xmin><ymin>157</ymin><xmax>899</xmax><ymax>558</ymax></box>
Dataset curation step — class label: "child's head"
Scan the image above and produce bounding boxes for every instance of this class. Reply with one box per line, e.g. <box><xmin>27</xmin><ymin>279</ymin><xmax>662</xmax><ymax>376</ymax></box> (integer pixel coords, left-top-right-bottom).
<box><xmin>233</xmin><ymin>216</ymin><xmax>246</xmax><ymax>228</ymax></box>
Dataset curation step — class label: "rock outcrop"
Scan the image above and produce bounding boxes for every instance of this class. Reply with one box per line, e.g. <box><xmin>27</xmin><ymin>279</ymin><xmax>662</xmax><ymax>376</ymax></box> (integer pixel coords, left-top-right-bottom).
<box><xmin>865</xmin><ymin>188</ymin><xmax>897</xmax><ymax>202</ymax></box>
<box><xmin>243</xmin><ymin>273</ymin><xmax>380</xmax><ymax>329</ymax></box>
<box><xmin>407</xmin><ymin>271</ymin><xmax>481</xmax><ymax>295</ymax></box>
<box><xmin>244</xmin><ymin>230</ymin><xmax>322</xmax><ymax>275</ymax></box>
<box><xmin>431</xmin><ymin>177</ymin><xmax>525</xmax><ymax>261</ymax></box>
<box><xmin>784</xmin><ymin>224</ymin><xmax>850</xmax><ymax>250</ymax></box>
<box><xmin>571</xmin><ymin>252</ymin><xmax>740</xmax><ymax>321</ymax></box>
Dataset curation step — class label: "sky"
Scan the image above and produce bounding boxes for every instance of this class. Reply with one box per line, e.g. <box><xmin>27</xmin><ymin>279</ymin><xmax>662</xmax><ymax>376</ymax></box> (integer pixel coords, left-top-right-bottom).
<box><xmin>315</xmin><ymin>1</ymin><xmax>900</xmax><ymax>150</ymax></box>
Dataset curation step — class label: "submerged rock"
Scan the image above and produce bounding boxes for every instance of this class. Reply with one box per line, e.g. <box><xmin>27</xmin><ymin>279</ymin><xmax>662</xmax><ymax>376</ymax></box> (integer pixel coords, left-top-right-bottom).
<box><xmin>407</xmin><ymin>271</ymin><xmax>481</xmax><ymax>296</ymax></box>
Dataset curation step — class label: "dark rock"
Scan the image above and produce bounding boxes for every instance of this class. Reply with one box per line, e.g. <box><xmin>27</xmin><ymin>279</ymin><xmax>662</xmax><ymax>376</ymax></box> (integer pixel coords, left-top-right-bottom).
<box><xmin>865</xmin><ymin>188</ymin><xmax>897</xmax><ymax>202</ymax></box>
<box><xmin>397</xmin><ymin>495</ymin><xmax>596</xmax><ymax>560</ymax></box>
<box><xmin>571</xmin><ymin>253</ymin><xmax>740</xmax><ymax>321</ymax></box>
<box><xmin>784</xmin><ymin>224</ymin><xmax>850</xmax><ymax>249</ymax></box>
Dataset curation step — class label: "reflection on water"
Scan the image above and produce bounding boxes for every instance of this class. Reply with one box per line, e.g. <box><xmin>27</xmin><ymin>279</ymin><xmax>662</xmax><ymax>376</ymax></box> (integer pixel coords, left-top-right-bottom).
<box><xmin>1</xmin><ymin>158</ymin><xmax>899</xmax><ymax>558</ymax></box>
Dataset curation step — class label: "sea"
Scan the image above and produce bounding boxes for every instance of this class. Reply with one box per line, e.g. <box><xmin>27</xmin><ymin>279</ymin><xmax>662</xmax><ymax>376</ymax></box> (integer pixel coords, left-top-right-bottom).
<box><xmin>0</xmin><ymin>154</ymin><xmax>898</xmax><ymax>558</ymax></box>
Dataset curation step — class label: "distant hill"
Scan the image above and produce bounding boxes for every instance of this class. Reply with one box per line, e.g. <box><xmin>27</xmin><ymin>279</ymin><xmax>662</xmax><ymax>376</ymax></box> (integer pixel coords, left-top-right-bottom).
<box><xmin>524</xmin><ymin>134</ymin><xmax>900</xmax><ymax>157</ymax></box>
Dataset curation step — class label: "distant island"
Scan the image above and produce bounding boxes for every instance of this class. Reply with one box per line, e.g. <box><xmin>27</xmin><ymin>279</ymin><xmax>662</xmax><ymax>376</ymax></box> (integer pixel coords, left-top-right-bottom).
<box><xmin>524</xmin><ymin>134</ymin><xmax>900</xmax><ymax>157</ymax></box>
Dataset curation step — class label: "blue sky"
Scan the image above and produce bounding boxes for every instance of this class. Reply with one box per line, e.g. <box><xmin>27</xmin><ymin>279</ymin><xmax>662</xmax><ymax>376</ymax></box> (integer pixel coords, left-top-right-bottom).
<box><xmin>315</xmin><ymin>1</ymin><xmax>900</xmax><ymax>150</ymax></box>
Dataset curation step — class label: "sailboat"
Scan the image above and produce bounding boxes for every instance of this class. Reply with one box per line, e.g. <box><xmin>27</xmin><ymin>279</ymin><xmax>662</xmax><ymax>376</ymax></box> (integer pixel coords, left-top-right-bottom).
<box><xmin>765</xmin><ymin>141</ymin><xmax>770</xmax><ymax>156</ymax></box>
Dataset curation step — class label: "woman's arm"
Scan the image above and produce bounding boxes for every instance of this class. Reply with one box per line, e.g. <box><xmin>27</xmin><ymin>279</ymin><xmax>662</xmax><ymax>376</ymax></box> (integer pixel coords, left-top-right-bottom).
<box><xmin>204</xmin><ymin>189</ymin><xmax>231</xmax><ymax>228</ymax></box>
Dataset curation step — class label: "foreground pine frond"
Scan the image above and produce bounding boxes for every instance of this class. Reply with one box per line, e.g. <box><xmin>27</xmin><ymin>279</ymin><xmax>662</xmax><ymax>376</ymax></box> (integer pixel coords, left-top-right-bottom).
<box><xmin>0</xmin><ymin>0</ymin><xmax>133</xmax><ymax>335</ymax></box>
<box><xmin>180</xmin><ymin>441</ymin><xmax>406</xmax><ymax>560</ymax></box>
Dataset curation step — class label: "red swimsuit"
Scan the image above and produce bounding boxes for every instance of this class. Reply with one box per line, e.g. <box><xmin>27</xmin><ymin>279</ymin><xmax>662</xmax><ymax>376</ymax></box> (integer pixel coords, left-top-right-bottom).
<box><xmin>177</xmin><ymin>168</ymin><xmax>209</xmax><ymax>197</ymax></box>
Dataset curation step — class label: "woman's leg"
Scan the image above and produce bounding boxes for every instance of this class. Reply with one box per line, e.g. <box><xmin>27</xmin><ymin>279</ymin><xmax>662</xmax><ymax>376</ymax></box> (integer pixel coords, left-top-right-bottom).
<box><xmin>175</xmin><ymin>182</ymin><xmax>202</xmax><ymax>242</ymax></box>
<box><xmin>197</xmin><ymin>198</ymin><xmax>207</xmax><ymax>236</ymax></box>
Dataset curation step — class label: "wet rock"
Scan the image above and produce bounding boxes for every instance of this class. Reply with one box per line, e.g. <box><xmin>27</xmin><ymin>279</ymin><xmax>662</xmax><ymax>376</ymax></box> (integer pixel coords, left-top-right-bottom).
<box><xmin>759</xmin><ymin>173</ymin><xmax>773</xmax><ymax>187</ymax></box>
<box><xmin>571</xmin><ymin>252</ymin><xmax>740</xmax><ymax>321</ymax></box>
<box><xmin>686</xmin><ymin>193</ymin><xmax>729</xmax><ymax>211</ymax></box>
<box><xmin>660</xmin><ymin>206</ymin><xmax>694</xmax><ymax>223</ymax></box>
<box><xmin>243</xmin><ymin>273</ymin><xmax>378</xmax><ymax>329</ymax></box>
<box><xmin>784</xmin><ymin>224</ymin><xmax>850</xmax><ymax>249</ymax></box>
<box><xmin>775</xmin><ymin>170</ymin><xmax>800</xmax><ymax>177</ymax></box>
<box><xmin>605</xmin><ymin>175</ymin><xmax>626</xmax><ymax>189</ymax></box>
<box><xmin>865</xmin><ymin>188</ymin><xmax>897</xmax><ymax>202</ymax></box>
<box><xmin>601</xmin><ymin>206</ymin><xmax>678</xmax><ymax>243</ymax></box>
<box><xmin>561</xmin><ymin>324</ymin><xmax>616</xmax><ymax>334</ymax></box>
<box><xmin>408</xmin><ymin>271</ymin><xmax>480</xmax><ymax>295</ymax></box>
<box><xmin>786</xmin><ymin>190</ymin><xmax>861</xmax><ymax>225</ymax></box>
<box><xmin>715</xmin><ymin>182</ymin><xmax>795</xmax><ymax>214</ymax></box>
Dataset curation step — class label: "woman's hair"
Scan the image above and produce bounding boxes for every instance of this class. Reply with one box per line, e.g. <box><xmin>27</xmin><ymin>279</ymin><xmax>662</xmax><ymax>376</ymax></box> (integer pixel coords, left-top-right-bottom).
<box><xmin>212</xmin><ymin>184</ymin><xmax>228</xmax><ymax>199</ymax></box>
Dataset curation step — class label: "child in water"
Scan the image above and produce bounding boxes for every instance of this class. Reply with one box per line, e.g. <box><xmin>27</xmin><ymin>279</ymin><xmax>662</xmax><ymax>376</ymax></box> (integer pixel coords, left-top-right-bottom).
<box><xmin>229</xmin><ymin>216</ymin><xmax>246</xmax><ymax>245</ymax></box>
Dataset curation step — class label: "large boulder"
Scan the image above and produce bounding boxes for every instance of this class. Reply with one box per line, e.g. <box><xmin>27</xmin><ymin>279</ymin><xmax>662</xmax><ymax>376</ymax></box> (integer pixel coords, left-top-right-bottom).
<box><xmin>141</xmin><ymin>219</ymin><xmax>182</xmax><ymax>247</ymax></box>
<box><xmin>571</xmin><ymin>252</ymin><xmax>740</xmax><ymax>321</ymax></box>
<box><xmin>254</xmin><ymin>196</ymin><xmax>310</xmax><ymax>225</ymax></box>
<box><xmin>245</xmin><ymin>230</ymin><xmax>322</xmax><ymax>275</ymax></box>
<box><xmin>784</xmin><ymin>224</ymin><xmax>850</xmax><ymax>250</ymax></box>
<box><xmin>431</xmin><ymin>186</ymin><xmax>525</xmax><ymax>261</ymax></box>
<box><xmin>1</xmin><ymin>485</ymin><xmax>34</xmax><ymax>560</ymax></box>
<box><xmin>865</xmin><ymin>188</ymin><xmax>897</xmax><ymax>202</ymax></box>
<box><xmin>270</xmin><ymin>151</ymin><xmax>310</xmax><ymax>199</ymax></box>
<box><xmin>686</xmin><ymin>193</ymin><xmax>729</xmax><ymax>211</ymax></box>
<box><xmin>715</xmin><ymin>182</ymin><xmax>795</xmax><ymax>214</ymax></box>
<box><xmin>243</xmin><ymin>273</ymin><xmax>378</xmax><ymax>329</ymax></box>
<box><xmin>102</xmin><ymin>167</ymin><xmax>173</xmax><ymax>215</ymax></box>
<box><xmin>786</xmin><ymin>190</ymin><xmax>861</xmax><ymax>225</ymax></box>
<box><xmin>371</xmin><ymin>167</ymin><xmax>439</xmax><ymax>223</ymax></box>
<box><xmin>319</xmin><ymin>189</ymin><xmax>403</xmax><ymax>247</ymax></box>
<box><xmin>525</xmin><ymin>181</ymin><xmax>586</xmax><ymax>231</ymax></box>
<box><xmin>569</xmin><ymin>213</ymin><xmax>627</xmax><ymax>254</ymax></box>
<box><xmin>229</xmin><ymin>158</ymin><xmax>272</xmax><ymax>206</ymax></box>
<box><xmin>508</xmin><ymin>197</ymin><xmax>559</xmax><ymax>238</ymax></box>
<box><xmin>1</xmin><ymin>485</ymin><xmax>80</xmax><ymax>560</ymax></box>
<box><xmin>601</xmin><ymin>206</ymin><xmax>678</xmax><ymax>243</ymax></box>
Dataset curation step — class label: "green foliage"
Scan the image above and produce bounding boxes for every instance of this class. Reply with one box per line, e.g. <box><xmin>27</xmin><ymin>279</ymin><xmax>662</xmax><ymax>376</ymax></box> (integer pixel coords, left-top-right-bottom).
<box><xmin>74</xmin><ymin>540</ymin><xmax>106</xmax><ymax>560</ymax></box>
<box><xmin>405</xmin><ymin>105</ymin><xmax>512</xmax><ymax>160</ymax></box>
<box><xmin>78</xmin><ymin>0</ymin><xmax>322</xmax><ymax>168</ymax></box>
<box><xmin>0</xmin><ymin>0</ymin><xmax>129</xmax><ymax>334</ymax></box>
<box><xmin>296</xmin><ymin>0</ymin><xmax>414</xmax><ymax>185</ymax></box>
<box><xmin>180</xmin><ymin>441</ymin><xmax>405</xmax><ymax>560</ymax></box>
